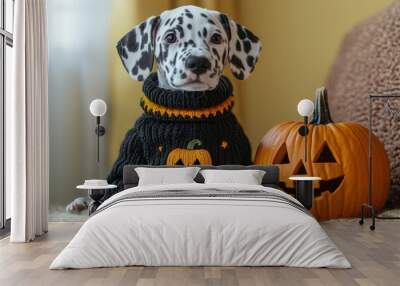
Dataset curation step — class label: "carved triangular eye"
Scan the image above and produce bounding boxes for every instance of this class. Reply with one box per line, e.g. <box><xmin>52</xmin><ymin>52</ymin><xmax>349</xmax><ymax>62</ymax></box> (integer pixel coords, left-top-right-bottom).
<box><xmin>294</xmin><ymin>161</ymin><xmax>307</xmax><ymax>175</ymax></box>
<box><xmin>176</xmin><ymin>159</ymin><xmax>185</xmax><ymax>165</ymax></box>
<box><xmin>273</xmin><ymin>143</ymin><xmax>290</xmax><ymax>164</ymax></box>
<box><xmin>314</xmin><ymin>142</ymin><xmax>336</xmax><ymax>163</ymax></box>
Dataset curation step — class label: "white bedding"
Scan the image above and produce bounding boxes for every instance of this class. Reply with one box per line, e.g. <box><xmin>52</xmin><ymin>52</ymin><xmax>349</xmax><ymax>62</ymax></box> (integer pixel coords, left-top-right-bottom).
<box><xmin>50</xmin><ymin>183</ymin><xmax>351</xmax><ymax>269</ymax></box>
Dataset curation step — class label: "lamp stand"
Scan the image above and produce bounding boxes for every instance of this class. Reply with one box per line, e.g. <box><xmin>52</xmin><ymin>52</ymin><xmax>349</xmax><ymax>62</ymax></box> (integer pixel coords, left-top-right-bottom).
<box><xmin>94</xmin><ymin>116</ymin><xmax>106</xmax><ymax>163</ymax></box>
<box><xmin>298</xmin><ymin>116</ymin><xmax>309</xmax><ymax>162</ymax></box>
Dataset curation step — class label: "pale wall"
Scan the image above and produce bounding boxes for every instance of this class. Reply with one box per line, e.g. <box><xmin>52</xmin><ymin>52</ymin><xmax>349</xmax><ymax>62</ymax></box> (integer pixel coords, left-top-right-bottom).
<box><xmin>48</xmin><ymin>0</ymin><xmax>111</xmax><ymax>207</ymax></box>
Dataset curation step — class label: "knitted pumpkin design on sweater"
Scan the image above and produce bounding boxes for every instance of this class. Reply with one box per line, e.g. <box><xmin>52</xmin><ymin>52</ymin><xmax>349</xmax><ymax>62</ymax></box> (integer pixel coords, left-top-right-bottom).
<box><xmin>107</xmin><ymin>73</ymin><xmax>252</xmax><ymax>190</ymax></box>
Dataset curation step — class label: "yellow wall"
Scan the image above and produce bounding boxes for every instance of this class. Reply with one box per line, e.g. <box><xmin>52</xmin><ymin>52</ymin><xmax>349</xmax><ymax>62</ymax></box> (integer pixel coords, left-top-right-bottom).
<box><xmin>108</xmin><ymin>0</ymin><xmax>393</xmax><ymax>164</ymax></box>
<box><xmin>237</xmin><ymin>0</ymin><xmax>393</xmax><ymax>152</ymax></box>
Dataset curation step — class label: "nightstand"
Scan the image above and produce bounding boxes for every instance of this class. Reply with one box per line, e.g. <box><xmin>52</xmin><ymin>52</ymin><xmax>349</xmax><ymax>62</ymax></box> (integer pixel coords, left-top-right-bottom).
<box><xmin>77</xmin><ymin>181</ymin><xmax>117</xmax><ymax>215</ymax></box>
<box><xmin>289</xmin><ymin>176</ymin><xmax>321</xmax><ymax>210</ymax></box>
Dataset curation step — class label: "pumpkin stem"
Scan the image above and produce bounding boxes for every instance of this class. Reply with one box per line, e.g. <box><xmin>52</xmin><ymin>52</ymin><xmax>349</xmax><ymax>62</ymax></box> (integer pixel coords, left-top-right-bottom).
<box><xmin>310</xmin><ymin>87</ymin><xmax>334</xmax><ymax>125</ymax></box>
<box><xmin>187</xmin><ymin>139</ymin><xmax>202</xmax><ymax>150</ymax></box>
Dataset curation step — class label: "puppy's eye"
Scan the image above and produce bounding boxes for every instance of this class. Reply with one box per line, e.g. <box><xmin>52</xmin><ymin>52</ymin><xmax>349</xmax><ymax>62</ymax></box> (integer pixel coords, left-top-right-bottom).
<box><xmin>210</xmin><ymin>33</ymin><xmax>223</xmax><ymax>44</ymax></box>
<box><xmin>164</xmin><ymin>33</ymin><xmax>177</xmax><ymax>44</ymax></box>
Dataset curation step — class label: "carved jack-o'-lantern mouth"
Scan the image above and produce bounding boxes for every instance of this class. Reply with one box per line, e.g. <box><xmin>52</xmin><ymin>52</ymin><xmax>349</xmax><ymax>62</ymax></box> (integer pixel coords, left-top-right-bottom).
<box><xmin>313</xmin><ymin>176</ymin><xmax>344</xmax><ymax>197</ymax></box>
<box><xmin>275</xmin><ymin>141</ymin><xmax>345</xmax><ymax>198</ymax></box>
<box><xmin>280</xmin><ymin>176</ymin><xmax>344</xmax><ymax>197</ymax></box>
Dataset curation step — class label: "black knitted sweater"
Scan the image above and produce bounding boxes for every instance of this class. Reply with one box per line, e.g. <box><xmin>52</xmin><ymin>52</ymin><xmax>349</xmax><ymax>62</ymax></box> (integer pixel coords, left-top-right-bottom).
<box><xmin>107</xmin><ymin>73</ymin><xmax>252</xmax><ymax>191</ymax></box>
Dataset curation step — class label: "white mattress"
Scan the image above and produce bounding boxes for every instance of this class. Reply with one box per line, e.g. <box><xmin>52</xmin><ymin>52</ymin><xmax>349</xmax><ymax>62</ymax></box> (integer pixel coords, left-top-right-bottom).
<box><xmin>50</xmin><ymin>183</ymin><xmax>350</xmax><ymax>269</ymax></box>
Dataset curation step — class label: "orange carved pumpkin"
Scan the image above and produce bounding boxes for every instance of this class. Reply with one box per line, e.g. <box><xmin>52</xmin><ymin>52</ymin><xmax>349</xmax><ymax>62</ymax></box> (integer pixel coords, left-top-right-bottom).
<box><xmin>167</xmin><ymin>139</ymin><xmax>213</xmax><ymax>166</ymax></box>
<box><xmin>255</xmin><ymin>88</ymin><xmax>390</xmax><ymax>220</ymax></box>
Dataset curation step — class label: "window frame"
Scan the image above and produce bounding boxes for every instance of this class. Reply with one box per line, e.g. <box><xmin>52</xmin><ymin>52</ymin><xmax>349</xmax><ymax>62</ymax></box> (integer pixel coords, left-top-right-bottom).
<box><xmin>0</xmin><ymin>0</ymin><xmax>13</xmax><ymax>232</ymax></box>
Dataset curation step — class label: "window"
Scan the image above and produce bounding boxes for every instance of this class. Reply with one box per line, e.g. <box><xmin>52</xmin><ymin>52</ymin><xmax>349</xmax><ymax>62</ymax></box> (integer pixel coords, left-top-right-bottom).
<box><xmin>0</xmin><ymin>0</ymin><xmax>14</xmax><ymax>232</ymax></box>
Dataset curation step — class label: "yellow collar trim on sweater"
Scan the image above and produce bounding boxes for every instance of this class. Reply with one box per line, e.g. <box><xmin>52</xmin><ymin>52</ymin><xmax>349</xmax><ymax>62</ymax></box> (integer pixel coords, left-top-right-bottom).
<box><xmin>141</xmin><ymin>95</ymin><xmax>234</xmax><ymax>119</ymax></box>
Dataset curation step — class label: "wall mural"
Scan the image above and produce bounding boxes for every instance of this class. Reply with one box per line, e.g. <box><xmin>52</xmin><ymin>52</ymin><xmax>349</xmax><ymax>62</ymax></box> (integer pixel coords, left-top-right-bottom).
<box><xmin>107</xmin><ymin>5</ymin><xmax>262</xmax><ymax>191</ymax></box>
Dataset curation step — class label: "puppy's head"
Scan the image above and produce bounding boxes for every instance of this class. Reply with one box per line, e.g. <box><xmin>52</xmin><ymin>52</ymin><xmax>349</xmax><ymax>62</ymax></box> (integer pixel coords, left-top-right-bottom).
<box><xmin>117</xmin><ymin>5</ymin><xmax>262</xmax><ymax>91</ymax></box>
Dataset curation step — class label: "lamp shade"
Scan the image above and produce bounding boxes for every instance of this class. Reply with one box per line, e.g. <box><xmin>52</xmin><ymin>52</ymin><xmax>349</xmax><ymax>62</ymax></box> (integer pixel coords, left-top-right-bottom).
<box><xmin>297</xmin><ymin>99</ymin><xmax>314</xmax><ymax>117</ymax></box>
<box><xmin>89</xmin><ymin>99</ymin><xmax>107</xmax><ymax>117</ymax></box>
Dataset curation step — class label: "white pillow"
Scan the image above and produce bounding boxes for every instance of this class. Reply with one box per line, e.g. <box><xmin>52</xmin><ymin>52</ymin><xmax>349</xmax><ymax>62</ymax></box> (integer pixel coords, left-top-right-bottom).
<box><xmin>200</xmin><ymin>169</ymin><xmax>266</xmax><ymax>185</ymax></box>
<box><xmin>135</xmin><ymin>167</ymin><xmax>200</xmax><ymax>186</ymax></box>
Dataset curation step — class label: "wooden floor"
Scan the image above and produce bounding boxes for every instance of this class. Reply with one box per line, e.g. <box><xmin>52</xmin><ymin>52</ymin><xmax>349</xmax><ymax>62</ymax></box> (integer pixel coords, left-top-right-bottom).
<box><xmin>0</xmin><ymin>220</ymin><xmax>399</xmax><ymax>286</ymax></box>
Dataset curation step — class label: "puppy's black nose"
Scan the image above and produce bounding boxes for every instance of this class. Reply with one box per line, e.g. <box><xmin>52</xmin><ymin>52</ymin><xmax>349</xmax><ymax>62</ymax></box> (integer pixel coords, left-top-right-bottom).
<box><xmin>185</xmin><ymin>56</ymin><xmax>211</xmax><ymax>75</ymax></box>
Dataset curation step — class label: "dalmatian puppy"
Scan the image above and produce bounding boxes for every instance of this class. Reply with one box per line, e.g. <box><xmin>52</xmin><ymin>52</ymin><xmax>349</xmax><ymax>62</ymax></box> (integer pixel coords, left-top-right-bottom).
<box><xmin>104</xmin><ymin>5</ymin><xmax>262</xmax><ymax>200</ymax></box>
<box><xmin>117</xmin><ymin>5</ymin><xmax>261</xmax><ymax>90</ymax></box>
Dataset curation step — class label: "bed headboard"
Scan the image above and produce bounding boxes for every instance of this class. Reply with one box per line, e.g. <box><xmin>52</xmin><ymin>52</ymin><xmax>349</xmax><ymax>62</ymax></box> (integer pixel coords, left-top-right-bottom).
<box><xmin>123</xmin><ymin>165</ymin><xmax>280</xmax><ymax>189</ymax></box>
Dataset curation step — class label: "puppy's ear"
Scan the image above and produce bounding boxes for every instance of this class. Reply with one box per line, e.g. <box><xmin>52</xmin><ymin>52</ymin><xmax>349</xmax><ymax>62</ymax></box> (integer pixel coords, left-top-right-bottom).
<box><xmin>116</xmin><ymin>16</ymin><xmax>160</xmax><ymax>81</ymax></box>
<box><xmin>220</xmin><ymin>14</ymin><xmax>262</xmax><ymax>80</ymax></box>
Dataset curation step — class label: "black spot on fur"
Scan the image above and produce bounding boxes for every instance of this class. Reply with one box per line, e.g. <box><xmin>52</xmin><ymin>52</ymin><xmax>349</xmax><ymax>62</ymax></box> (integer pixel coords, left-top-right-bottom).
<box><xmin>156</xmin><ymin>43</ymin><xmax>163</xmax><ymax>62</ymax></box>
<box><xmin>161</xmin><ymin>43</ymin><xmax>169</xmax><ymax>64</ymax></box>
<box><xmin>139</xmin><ymin>21</ymin><xmax>146</xmax><ymax>35</ymax></box>
<box><xmin>234</xmin><ymin>70</ymin><xmax>244</xmax><ymax>80</ymax></box>
<box><xmin>137</xmin><ymin>74</ymin><xmax>144</xmax><ymax>81</ymax></box>
<box><xmin>236</xmin><ymin>40</ymin><xmax>241</xmax><ymax>52</ymax></box>
<box><xmin>219</xmin><ymin>14</ymin><xmax>231</xmax><ymax>41</ymax></box>
<box><xmin>246</xmin><ymin>55</ymin><xmax>255</xmax><ymax>67</ymax></box>
<box><xmin>245</xmin><ymin>28</ymin><xmax>259</xmax><ymax>43</ymax></box>
<box><xmin>200</xmin><ymin>13</ymin><xmax>208</xmax><ymax>18</ymax></box>
<box><xmin>231</xmin><ymin>54</ymin><xmax>245</xmax><ymax>70</ymax></box>
<box><xmin>131</xmin><ymin>65</ymin><xmax>138</xmax><ymax>75</ymax></box>
<box><xmin>126</xmin><ymin>31</ymin><xmax>139</xmax><ymax>52</ymax></box>
<box><xmin>188</xmin><ymin>40</ymin><xmax>195</xmax><ymax>47</ymax></box>
<box><xmin>177</xmin><ymin>16</ymin><xmax>183</xmax><ymax>25</ymax></box>
<box><xmin>243</xmin><ymin>40</ymin><xmax>251</xmax><ymax>53</ymax></box>
<box><xmin>141</xmin><ymin>33</ymin><xmax>149</xmax><ymax>49</ymax></box>
<box><xmin>197</xmin><ymin>31</ymin><xmax>202</xmax><ymax>37</ymax></box>
<box><xmin>212</xmin><ymin>48</ymin><xmax>220</xmax><ymax>61</ymax></box>
<box><xmin>222</xmin><ymin>49</ymin><xmax>227</xmax><ymax>63</ymax></box>
<box><xmin>181</xmin><ymin>73</ymin><xmax>187</xmax><ymax>79</ymax></box>
<box><xmin>117</xmin><ymin>42</ymin><xmax>128</xmax><ymax>59</ymax></box>
<box><xmin>208</xmin><ymin>19</ymin><xmax>215</xmax><ymax>25</ymax></box>
<box><xmin>185</xmin><ymin>12</ymin><xmax>193</xmax><ymax>18</ymax></box>
<box><xmin>176</xmin><ymin>25</ymin><xmax>184</xmax><ymax>38</ymax></box>
<box><xmin>187</xmin><ymin>24</ymin><xmax>192</xmax><ymax>30</ymax></box>
<box><xmin>172</xmin><ymin>52</ymin><xmax>178</xmax><ymax>65</ymax></box>
<box><xmin>138</xmin><ymin>50</ymin><xmax>153</xmax><ymax>70</ymax></box>
<box><xmin>236</xmin><ymin>23</ymin><xmax>246</xmax><ymax>40</ymax></box>
<box><xmin>203</xmin><ymin>28</ymin><xmax>208</xmax><ymax>38</ymax></box>
<box><xmin>202</xmin><ymin>40</ymin><xmax>211</xmax><ymax>51</ymax></box>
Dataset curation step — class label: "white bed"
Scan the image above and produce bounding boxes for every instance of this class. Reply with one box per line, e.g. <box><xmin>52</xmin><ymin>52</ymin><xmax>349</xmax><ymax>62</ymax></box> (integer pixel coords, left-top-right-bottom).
<box><xmin>50</xmin><ymin>183</ymin><xmax>350</xmax><ymax>269</ymax></box>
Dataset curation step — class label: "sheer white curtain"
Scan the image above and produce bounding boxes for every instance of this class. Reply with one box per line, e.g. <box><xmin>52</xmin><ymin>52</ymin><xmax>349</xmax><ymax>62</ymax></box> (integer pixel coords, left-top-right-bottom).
<box><xmin>8</xmin><ymin>0</ymin><xmax>49</xmax><ymax>242</ymax></box>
